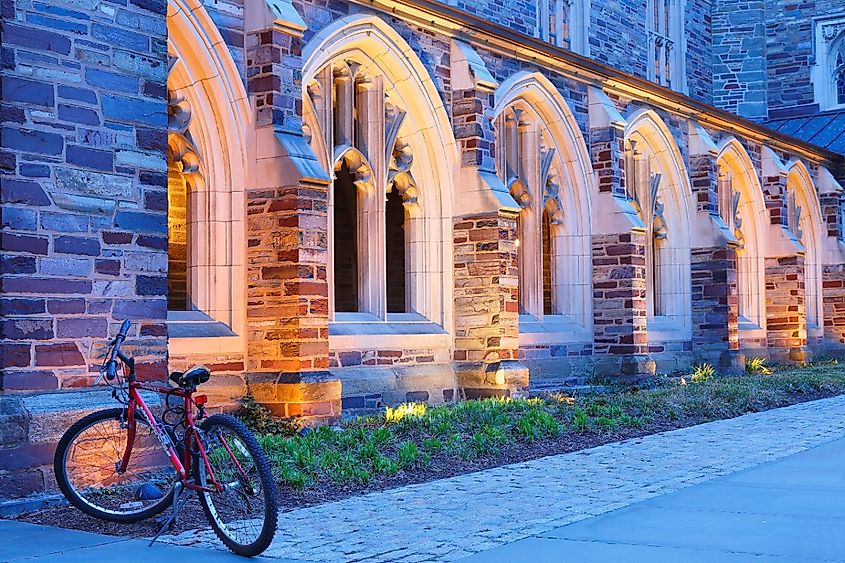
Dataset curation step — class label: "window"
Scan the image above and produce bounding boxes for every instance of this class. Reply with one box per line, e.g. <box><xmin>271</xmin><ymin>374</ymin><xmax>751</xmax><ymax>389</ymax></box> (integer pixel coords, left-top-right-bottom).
<box><xmin>167</xmin><ymin>88</ymin><xmax>200</xmax><ymax>312</ymax></box>
<box><xmin>307</xmin><ymin>62</ymin><xmax>420</xmax><ymax>320</ymax></box>
<box><xmin>646</xmin><ymin>0</ymin><xmax>685</xmax><ymax>92</ymax></box>
<box><xmin>718</xmin><ymin>169</ymin><xmax>752</xmax><ymax>321</ymax></box>
<box><xmin>812</xmin><ymin>19</ymin><xmax>845</xmax><ymax>110</ymax></box>
<box><xmin>537</xmin><ymin>0</ymin><xmax>589</xmax><ymax>54</ymax></box>
<box><xmin>496</xmin><ymin>104</ymin><xmax>566</xmax><ymax>319</ymax></box>
<box><xmin>625</xmin><ymin>140</ymin><xmax>669</xmax><ymax>317</ymax></box>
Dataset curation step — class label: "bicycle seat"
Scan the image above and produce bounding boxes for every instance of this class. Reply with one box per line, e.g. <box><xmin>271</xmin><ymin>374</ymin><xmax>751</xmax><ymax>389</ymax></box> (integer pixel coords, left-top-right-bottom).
<box><xmin>169</xmin><ymin>365</ymin><xmax>211</xmax><ymax>387</ymax></box>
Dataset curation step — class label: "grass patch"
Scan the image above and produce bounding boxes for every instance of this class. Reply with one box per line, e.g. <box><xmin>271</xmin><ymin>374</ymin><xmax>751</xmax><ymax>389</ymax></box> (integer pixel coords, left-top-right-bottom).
<box><xmin>250</xmin><ymin>363</ymin><xmax>845</xmax><ymax>490</ymax></box>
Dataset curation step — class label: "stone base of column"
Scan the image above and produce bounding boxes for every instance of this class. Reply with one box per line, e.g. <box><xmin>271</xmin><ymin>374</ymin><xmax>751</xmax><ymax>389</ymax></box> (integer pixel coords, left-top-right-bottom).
<box><xmin>766</xmin><ymin>256</ymin><xmax>808</xmax><ymax>364</ymax></box>
<box><xmin>593</xmin><ymin>354</ymin><xmax>655</xmax><ymax>382</ymax></box>
<box><xmin>455</xmin><ymin>360</ymin><xmax>529</xmax><ymax>400</ymax></box>
<box><xmin>246</xmin><ymin>371</ymin><xmax>341</xmax><ymax>426</ymax></box>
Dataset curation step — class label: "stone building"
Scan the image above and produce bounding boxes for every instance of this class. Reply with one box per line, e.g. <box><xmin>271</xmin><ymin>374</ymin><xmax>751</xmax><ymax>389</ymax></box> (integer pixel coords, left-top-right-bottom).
<box><xmin>1</xmin><ymin>0</ymin><xmax>845</xmax><ymax>498</ymax></box>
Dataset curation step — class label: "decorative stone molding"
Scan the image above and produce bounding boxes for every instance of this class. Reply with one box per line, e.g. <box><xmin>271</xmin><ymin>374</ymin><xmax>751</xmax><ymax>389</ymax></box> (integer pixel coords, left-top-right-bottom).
<box><xmin>812</xmin><ymin>14</ymin><xmax>845</xmax><ymax>111</ymax></box>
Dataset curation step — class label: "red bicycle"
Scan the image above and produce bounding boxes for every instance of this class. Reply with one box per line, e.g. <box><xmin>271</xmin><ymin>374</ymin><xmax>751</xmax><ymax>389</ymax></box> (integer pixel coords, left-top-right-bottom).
<box><xmin>53</xmin><ymin>320</ymin><xmax>278</xmax><ymax>557</ymax></box>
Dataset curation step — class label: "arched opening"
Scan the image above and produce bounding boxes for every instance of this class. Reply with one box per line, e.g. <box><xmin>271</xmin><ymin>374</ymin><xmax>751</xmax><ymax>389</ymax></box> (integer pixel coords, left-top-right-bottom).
<box><xmin>302</xmin><ymin>15</ymin><xmax>457</xmax><ymax>333</ymax></box>
<box><xmin>624</xmin><ymin>109</ymin><xmax>693</xmax><ymax>335</ymax></box>
<box><xmin>787</xmin><ymin>162</ymin><xmax>824</xmax><ymax>334</ymax></box>
<box><xmin>493</xmin><ymin>71</ymin><xmax>594</xmax><ymax>335</ymax></box>
<box><xmin>166</xmin><ymin>0</ymin><xmax>249</xmax><ymax>351</ymax></box>
<box><xmin>541</xmin><ymin>206</ymin><xmax>553</xmax><ymax>316</ymax></box>
<box><xmin>167</xmin><ymin>148</ymin><xmax>189</xmax><ymax>311</ymax></box>
<box><xmin>717</xmin><ymin>139</ymin><xmax>767</xmax><ymax>333</ymax></box>
<box><xmin>333</xmin><ymin>161</ymin><xmax>360</xmax><ymax>313</ymax></box>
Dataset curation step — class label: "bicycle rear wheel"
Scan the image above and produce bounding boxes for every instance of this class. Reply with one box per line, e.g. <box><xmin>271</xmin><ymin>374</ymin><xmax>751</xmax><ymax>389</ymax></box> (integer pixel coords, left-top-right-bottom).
<box><xmin>195</xmin><ymin>414</ymin><xmax>278</xmax><ymax>556</ymax></box>
<box><xmin>54</xmin><ymin>408</ymin><xmax>177</xmax><ymax>523</ymax></box>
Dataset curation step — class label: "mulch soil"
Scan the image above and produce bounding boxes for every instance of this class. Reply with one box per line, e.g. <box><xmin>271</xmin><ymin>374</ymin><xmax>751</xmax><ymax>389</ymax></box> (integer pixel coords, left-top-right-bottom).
<box><xmin>10</xmin><ymin>389</ymin><xmax>836</xmax><ymax>539</ymax></box>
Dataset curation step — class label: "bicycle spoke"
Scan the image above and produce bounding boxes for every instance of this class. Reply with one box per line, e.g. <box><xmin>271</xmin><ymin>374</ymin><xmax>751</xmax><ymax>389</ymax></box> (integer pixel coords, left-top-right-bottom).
<box><xmin>61</xmin><ymin>415</ymin><xmax>176</xmax><ymax>517</ymax></box>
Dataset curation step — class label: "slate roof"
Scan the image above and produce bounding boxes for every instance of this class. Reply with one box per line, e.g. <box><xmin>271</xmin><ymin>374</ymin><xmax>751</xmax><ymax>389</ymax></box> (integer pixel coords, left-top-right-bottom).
<box><xmin>766</xmin><ymin>110</ymin><xmax>845</xmax><ymax>157</ymax></box>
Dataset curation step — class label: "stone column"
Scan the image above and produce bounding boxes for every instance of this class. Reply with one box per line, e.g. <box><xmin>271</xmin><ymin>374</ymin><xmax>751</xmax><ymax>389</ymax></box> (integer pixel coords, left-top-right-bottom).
<box><xmin>818</xmin><ymin>168</ymin><xmax>845</xmax><ymax>351</ymax></box>
<box><xmin>765</xmin><ymin>255</ymin><xmax>807</xmax><ymax>361</ymax></box>
<box><xmin>243</xmin><ymin>5</ymin><xmax>339</xmax><ymax>424</ymax></box>
<box><xmin>453</xmin><ymin>211</ymin><xmax>526</xmax><ymax>398</ymax></box>
<box><xmin>761</xmin><ymin>148</ymin><xmax>807</xmax><ymax>361</ymax></box>
<box><xmin>687</xmin><ymin>149</ymin><xmax>740</xmax><ymax>368</ymax></box>
<box><xmin>450</xmin><ymin>43</ymin><xmax>528</xmax><ymax>398</ymax></box>
<box><xmin>588</xmin><ymin>103</ymin><xmax>652</xmax><ymax>380</ymax></box>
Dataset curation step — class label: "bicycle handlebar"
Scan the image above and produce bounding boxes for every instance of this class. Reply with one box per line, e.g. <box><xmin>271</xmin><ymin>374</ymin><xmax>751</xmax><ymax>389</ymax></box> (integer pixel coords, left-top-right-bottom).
<box><xmin>105</xmin><ymin>320</ymin><xmax>132</xmax><ymax>380</ymax></box>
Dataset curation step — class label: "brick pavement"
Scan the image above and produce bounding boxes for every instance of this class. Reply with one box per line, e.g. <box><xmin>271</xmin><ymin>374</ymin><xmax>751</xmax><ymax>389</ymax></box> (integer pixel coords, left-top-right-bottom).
<box><xmin>162</xmin><ymin>396</ymin><xmax>845</xmax><ymax>562</ymax></box>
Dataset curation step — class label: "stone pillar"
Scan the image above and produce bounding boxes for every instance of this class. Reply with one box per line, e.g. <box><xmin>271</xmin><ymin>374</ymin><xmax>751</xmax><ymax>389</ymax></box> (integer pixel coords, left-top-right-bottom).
<box><xmin>765</xmin><ymin>256</ymin><xmax>807</xmax><ymax>361</ymax></box>
<box><xmin>243</xmin><ymin>6</ymin><xmax>339</xmax><ymax>424</ymax></box>
<box><xmin>761</xmin><ymin>148</ymin><xmax>807</xmax><ymax>361</ymax></box>
<box><xmin>691</xmin><ymin>245</ymin><xmax>740</xmax><ymax>365</ymax></box>
<box><xmin>449</xmin><ymin>47</ymin><xmax>528</xmax><ymax>397</ymax></box>
<box><xmin>817</xmin><ymin>169</ymin><xmax>845</xmax><ymax>352</ymax></box>
<box><xmin>687</xmin><ymin>148</ymin><xmax>740</xmax><ymax>368</ymax></box>
<box><xmin>453</xmin><ymin>211</ymin><xmax>527</xmax><ymax>398</ymax></box>
<box><xmin>588</xmin><ymin>108</ymin><xmax>652</xmax><ymax>379</ymax></box>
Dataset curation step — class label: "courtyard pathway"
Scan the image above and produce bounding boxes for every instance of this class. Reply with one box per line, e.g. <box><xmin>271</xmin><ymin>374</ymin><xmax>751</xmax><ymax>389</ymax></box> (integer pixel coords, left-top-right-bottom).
<box><xmin>157</xmin><ymin>395</ymin><xmax>845</xmax><ymax>562</ymax></box>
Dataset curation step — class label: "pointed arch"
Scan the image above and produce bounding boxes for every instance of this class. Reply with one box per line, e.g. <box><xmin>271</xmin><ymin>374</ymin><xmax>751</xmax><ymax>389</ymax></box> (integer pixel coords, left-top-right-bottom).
<box><xmin>624</xmin><ymin>108</ymin><xmax>693</xmax><ymax>335</ymax></box>
<box><xmin>786</xmin><ymin>160</ymin><xmax>825</xmax><ymax>333</ymax></box>
<box><xmin>301</xmin><ymin>14</ymin><xmax>458</xmax><ymax>330</ymax></box>
<box><xmin>493</xmin><ymin>71</ymin><xmax>594</xmax><ymax>334</ymax></box>
<box><xmin>717</xmin><ymin>138</ymin><xmax>767</xmax><ymax>332</ymax></box>
<box><xmin>166</xmin><ymin>0</ymin><xmax>250</xmax><ymax>352</ymax></box>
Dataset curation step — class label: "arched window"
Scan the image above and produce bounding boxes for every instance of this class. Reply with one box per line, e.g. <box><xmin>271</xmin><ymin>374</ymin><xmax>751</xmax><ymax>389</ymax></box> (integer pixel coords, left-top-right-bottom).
<box><xmin>646</xmin><ymin>0</ymin><xmax>685</xmax><ymax>92</ymax></box>
<box><xmin>497</xmin><ymin>105</ymin><xmax>566</xmax><ymax>318</ymax></box>
<box><xmin>623</xmin><ymin>110</ymin><xmax>693</xmax><ymax>334</ymax></box>
<box><xmin>166</xmin><ymin>87</ymin><xmax>197</xmax><ymax>312</ymax></box>
<box><xmin>717</xmin><ymin>140</ymin><xmax>767</xmax><ymax>333</ymax></box>
<box><xmin>308</xmin><ymin>60</ymin><xmax>416</xmax><ymax>319</ymax></box>
<box><xmin>786</xmin><ymin>163</ymin><xmax>824</xmax><ymax>333</ymax></box>
<box><xmin>812</xmin><ymin>24</ymin><xmax>845</xmax><ymax>110</ymax></box>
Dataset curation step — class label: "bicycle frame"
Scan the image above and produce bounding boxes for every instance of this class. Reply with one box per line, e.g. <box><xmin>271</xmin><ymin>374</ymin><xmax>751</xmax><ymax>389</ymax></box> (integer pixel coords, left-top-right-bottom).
<box><xmin>113</xmin><ymin>349</ymin><xmax>224</xmax><ymax>494</ymax></box>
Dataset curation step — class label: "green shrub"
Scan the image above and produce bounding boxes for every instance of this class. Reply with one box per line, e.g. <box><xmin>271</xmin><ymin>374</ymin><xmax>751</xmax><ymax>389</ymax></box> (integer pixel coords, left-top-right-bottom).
<box><xmin>690</xmin><ymin>363</ymin><xmax>716</xmax><ymax>383</ymax></box>
<box><xmin>745</xmin><ymin>357</ymin><xmax>773</xmax><ymax>375</ymax></box>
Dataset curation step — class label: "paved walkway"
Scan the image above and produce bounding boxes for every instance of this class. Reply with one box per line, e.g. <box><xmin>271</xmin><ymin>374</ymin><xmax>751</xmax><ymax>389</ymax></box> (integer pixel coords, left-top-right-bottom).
<box><xmin>3</xmin><ymin>396</ymin><xmax>845</xmax><ymax>562</ymax></box>
<box><xmin>163</xmin><ymin>395</ymin><xmax>845</xmax><ymax>562</ymax></box>
<box><xmin>464</xmin><ymin>437</ymin><xmax>845</xmax><ymax>561</ymax></box>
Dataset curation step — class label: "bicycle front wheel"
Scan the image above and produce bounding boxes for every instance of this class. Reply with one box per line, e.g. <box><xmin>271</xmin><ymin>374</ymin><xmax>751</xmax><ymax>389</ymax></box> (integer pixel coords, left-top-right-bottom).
<box><xmin>195</xmin><ymin>414</ymin><xmax>278</xmax><ymax>556</ymax></box>
<box><xmin>54</xmin><ymin>408</ymin><xmax>177</xmax><ymax>523</ymax></box>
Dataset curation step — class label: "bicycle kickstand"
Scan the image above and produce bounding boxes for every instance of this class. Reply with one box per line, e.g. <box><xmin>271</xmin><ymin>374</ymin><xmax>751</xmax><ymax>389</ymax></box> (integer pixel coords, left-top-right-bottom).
<box><xmin>149</xmin><ymin>481</ymin><xmax>187</xmax><ymax>547</ymax></box>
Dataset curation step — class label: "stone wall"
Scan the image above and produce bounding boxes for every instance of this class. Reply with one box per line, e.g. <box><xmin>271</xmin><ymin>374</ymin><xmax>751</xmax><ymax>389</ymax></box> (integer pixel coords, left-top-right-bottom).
<box><xmin>1</xmin><ymin>0</ymin><xmax>169</xmax><ymax>394</ymax></box>
<box><xmin>711</xmin><ymin>0</ymin><xmax>767</xmax><ymax>119</ymax></box>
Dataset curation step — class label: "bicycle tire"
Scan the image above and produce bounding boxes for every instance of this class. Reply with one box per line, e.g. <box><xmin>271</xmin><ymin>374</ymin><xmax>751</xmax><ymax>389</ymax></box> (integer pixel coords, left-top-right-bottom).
<box><xmin>194</xmin><ymin>414</ymin><xmax>278</xmax><ymax>556</ymax></box>
<box><xmin>54</xmin><ymin>408</ymin><xmax>176</xmax><ymax>523</ymax></box>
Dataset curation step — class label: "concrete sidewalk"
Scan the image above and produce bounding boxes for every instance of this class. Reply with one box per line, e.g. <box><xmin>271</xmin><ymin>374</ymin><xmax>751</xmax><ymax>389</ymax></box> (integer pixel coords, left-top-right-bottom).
<box><xmin>0</xmin><ymin>520</ymin><xmax>315</xmax><ymax>562</ymax></box>
<box><xmin>462</xmin><ymin>437</ymin><xmax>845</xmax><ymax>562</ymax></box>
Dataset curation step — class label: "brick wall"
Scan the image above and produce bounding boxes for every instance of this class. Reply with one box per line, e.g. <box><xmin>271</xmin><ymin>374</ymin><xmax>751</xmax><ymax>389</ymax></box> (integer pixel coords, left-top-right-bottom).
<box><xmin>1</xmin><ymin>0</ymin><xmax>169</xmax><ymax>392</ymax></box>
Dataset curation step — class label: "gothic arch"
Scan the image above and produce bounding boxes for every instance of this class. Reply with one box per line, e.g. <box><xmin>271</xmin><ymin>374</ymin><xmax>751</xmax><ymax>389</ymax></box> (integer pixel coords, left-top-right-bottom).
<box><xmin>624</xmin><ymin>108</ymin><xmax>693</xmax><ymax>335</ymax></box>
<box><xmin>493</xmin><ymin>71</ymin><xmax>594</xmax><ymax>333</ymax></box>
<box><xmin>167</xmin><ymin>0</ymin><xmax>250</xmax><ymax>350</ymax></box>
<box><xmin>786</xmin><ymin>160</ymin><xmax>825</xmax><ymax>333</ymax></box>
<box><xmin>301</xmin><ymin>14</ymin><xmax>458</xmax><ymax>330</ymax></box>
<box><xmin>717</xmin><ymin>138</ymin><xmax>767</xmax><ymax>332</ymax></box>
